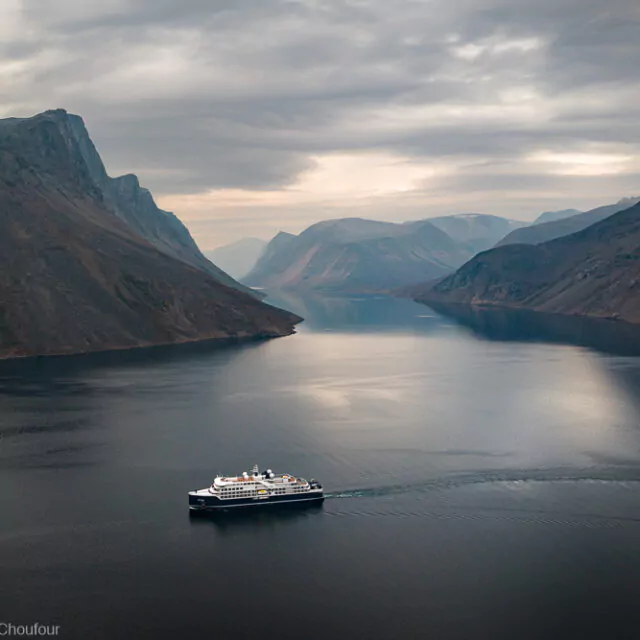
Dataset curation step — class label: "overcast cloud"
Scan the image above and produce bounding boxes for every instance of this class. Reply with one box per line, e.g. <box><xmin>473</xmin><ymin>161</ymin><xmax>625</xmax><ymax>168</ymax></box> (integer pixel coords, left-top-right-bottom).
<box><xmin>1</xmin><ymin>0</ymin><xmax>639</xmax><ymax>247</ymax></box>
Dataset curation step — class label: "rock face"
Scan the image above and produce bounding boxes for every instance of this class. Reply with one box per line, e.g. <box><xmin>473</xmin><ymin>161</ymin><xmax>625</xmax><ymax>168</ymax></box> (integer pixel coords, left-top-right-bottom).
<box><xmin>497</xmin><ymin>197</ymin><xmax>640</xmax><ymax>247</ymax></box>
<box><xmin>65</xmin><ymin>111</ymin><xmax>256</xmax><ymax>296</ymax></box>
<box><xmin>244</xmin><ymin>215</ymin><xmax>520</xmax><ymax>292</ymax></box>
<box><xmin>0</xmin><ymin>109</ymin><xmax>300</xmax><ymax>358</ymax></box>
<box><xmin>205</xmin><ymin>238</ymin><xmax>268</xmax><ymax>280</ymax></box>
<box><xmin>411</xmin><ymin>202</ymin><xmax>640</xmax><ymax>324</ymax></box>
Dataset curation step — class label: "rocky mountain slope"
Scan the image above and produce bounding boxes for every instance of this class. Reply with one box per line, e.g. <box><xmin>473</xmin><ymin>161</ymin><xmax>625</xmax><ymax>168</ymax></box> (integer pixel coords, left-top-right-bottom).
<box><xmin>59</xmin><ymin>110</ymin><xmax>255</xmax><ymax>295</ymax></box>
<box><xmin>411</xmin><ymin>202</ymin><xmax>640</xmax><ymax>324</ymax></box>
<box><xmin>245</xmin><ymin>215</ymin><xmax>521</xmax><ymax>292</ymax></box>
<box><xmin>0</xmin><ymin>109</ymin><xmax>299</xmax><ymax>358</ymax></box>
<box><xmin>205</xmin><ymin>238</ymin><xmax>267</xmax><ymax>280</ymax></box>
<box><xmin>497</xmin><ymin>197</ymin><xmax>639</xmax><ymax>247</ymax></box>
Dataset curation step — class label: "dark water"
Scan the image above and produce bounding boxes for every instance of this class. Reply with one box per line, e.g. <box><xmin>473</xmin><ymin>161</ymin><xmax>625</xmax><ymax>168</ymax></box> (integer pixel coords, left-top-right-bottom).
<box><xmin>2</xmin><ymin>295</ymin><xmax>640</xmax><ymax>640</ymax></box>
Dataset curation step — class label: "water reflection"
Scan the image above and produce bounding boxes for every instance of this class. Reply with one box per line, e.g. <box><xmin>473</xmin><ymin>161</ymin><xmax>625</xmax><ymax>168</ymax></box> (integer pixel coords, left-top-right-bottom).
<box><xmin>264</xmin><ymin>290</ymin><xmax>640</xmax><ymax>357</ymax></box>
<box><xmin>263</xmin><ymin>289</ymin><xmax>453</xmax><ymax>333</ymax></box>
<box><xmin>410</xmin><ymin>302</ymin><xmax>640</xmax><ymax>357</ymax></box>
<box><xmin>189</xmin><ymin>503</ymin><xmax>325</xmax><ymax>535</ymax></box>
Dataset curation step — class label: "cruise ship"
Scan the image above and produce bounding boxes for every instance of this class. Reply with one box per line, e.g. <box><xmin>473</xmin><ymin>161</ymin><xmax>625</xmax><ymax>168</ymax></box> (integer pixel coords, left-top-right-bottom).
<box><xmin>189</xmin><ymin>465</ymin><xmax>324</xmax><ymax>511</ymax></box>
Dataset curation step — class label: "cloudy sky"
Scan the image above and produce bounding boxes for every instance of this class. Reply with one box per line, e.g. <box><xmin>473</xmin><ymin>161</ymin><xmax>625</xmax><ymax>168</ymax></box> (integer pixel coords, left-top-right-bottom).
<box><xmin>1</xmin><ymin>0</ymin><xmax>639</xmax><ymax>248</ymax></box>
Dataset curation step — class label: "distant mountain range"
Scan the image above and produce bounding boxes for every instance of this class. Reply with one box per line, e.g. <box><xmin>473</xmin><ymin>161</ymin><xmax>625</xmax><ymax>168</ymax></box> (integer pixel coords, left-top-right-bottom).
<box><xmin>428</xmin><ymin>214</ymin><xmax>528</xmax><ymax>253</ymax></box>
<box><xmin>205</xmin><ymin>238</ymin><xmax>267</xmax><ymax>280</ymax></box>
<box><xmin>245</xmin><ymin>214</ymin><xmax>525</xmax><ymax>292</ymax></box>
<box><xmin>0</xmin><ymin>110</ymin><xmax>299</xmax><ymax>358</ymax></box>
<box><xmin>533</xmin><ymin>209</ymin><xmax>581</xmax><ymax>225</ymax></box>
<box><xmin>498</xmin><ymin>197</ymin><xmax>640</xmax><ymax>247</ymax></box>
<box><xmin>410</xmin><ymin>201</ymin><xmax>640</xmax><ymax>324</ymax></box>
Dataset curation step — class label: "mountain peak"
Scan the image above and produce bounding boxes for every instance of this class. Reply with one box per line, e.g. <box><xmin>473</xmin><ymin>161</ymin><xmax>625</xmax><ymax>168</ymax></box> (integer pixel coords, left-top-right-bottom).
<box><xmin>273</xmin><ymin>231</ymin><xmax>297</xmax><ymax>240</ymax></box>
<box><xmin>533</xmin><ymin>209</ymin><xmax>582</xmax><ymax>225</ymax></box>
<box><xmin>617</xmin><ymin>196</ymin><xmax>640</xmax><ymax>206</ymax></box>
<box><xmin>0</xmin><ymin>108</ymin><xmax>108</xmax><ymax>200</ymax></box>
<box><xmin>34</xmin><ymin>109</ymin><xmax>88</xmax><ymax>136</ymax></box>
<box><xmin>112</xmin><ymin>173</ymin><xmax>143</xmax><ymax>194</ymax></box>
<box><xmin>41</xmin><ymin>108</ymin><xmax>70</xmax><ymax>119</ymax></box>
<box><xmin>500</xmin><ymin>197</ymin><xmax>640</xmax><ymax>246</ymax></box>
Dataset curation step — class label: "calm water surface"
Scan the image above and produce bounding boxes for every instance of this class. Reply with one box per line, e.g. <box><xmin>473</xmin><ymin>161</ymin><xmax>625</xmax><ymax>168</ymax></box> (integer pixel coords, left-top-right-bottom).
<box><xmin>1</xmin><ymin>295</ymin><xmax>640</xmax><ymax>640</ymax></box>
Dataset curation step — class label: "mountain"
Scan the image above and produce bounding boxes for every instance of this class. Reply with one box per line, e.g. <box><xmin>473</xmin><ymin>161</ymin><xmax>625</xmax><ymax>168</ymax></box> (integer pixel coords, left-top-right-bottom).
<box><xmin>244</xmin><ymin>217</ymin><xmax>478</xmax><ymax>292</ymax></box>
<box><xmin>0</xmin><ymin>109</ymin><xmax>300</xmax><ymax>358</ymax></box>
<box><xmin>410</xmin><ymin>201</ymin><xmax>640</xmax><ymax>324</ymax></box>
<box><xmin>108</xmin><ymin>173</ymin><xmax>246</xmax><ymax>291</ymax></box>
<box><xmin>246</xmin><ymin>232</ymin><xmax>298</xmax><ymax>287</ymax></box>
<box><xmin>205</xmin><ymin>238</ymin><xmax>267</xmax><ymax>280</ymax></box>
<box><xmin>497</xmin><ymin>197</ymin><xmax>640</xmax><ymax>247</ymax></box>
<box><xmin>533</xmin><ymin>209</ymin><xmax>581</xmax><ymax>225</ymax></box>
<box><xmin>70</xmin><ymin>113</ymin><xmax>257</xmax><ymax>296</ymax></box>
<box><xmin>424</xmin><ymin>214</ymin><xmax>528</xmax><ymax>253</ymax></box>
<box><xmin>258</xmin><ymin>231</ymin><xmax>297</xmax><ymax>268</ymax></box>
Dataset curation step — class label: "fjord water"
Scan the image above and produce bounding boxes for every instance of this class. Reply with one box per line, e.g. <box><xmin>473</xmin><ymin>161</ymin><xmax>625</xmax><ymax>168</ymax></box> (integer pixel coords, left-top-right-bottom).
<box><xmin>2</xmin><ymin>295</ymin><xmax>640</xmax><ymax>640</ymax></box>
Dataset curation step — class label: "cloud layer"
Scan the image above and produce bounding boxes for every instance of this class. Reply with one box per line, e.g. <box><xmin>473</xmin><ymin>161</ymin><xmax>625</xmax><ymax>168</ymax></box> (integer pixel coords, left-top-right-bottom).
<box><xmin>1</xmin><ymin>0</ymin><xmax>639</xmax><ymax>246</ymax></box>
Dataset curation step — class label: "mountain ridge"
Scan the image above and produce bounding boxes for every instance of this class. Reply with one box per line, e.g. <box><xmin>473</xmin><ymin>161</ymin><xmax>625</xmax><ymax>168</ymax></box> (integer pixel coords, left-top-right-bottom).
<box><xmin>23</xmin><ymin>109</ymin><xmax>254</xmax><ymax>295</ymax></box>
<box><xmin>533</xmin><ymin>209</ymin><xmax>581</xmax><ymax>225</ymax></box>
<box><xmin>245</xmin><ymin>214</ymin><xmax>524</xmax><ymax>292</ymax></box>
<box><xmin>410</xmin><ymin>202</ymin><xmax>640</xmax><ymax>324</ymax></box>
<box><xmin>497</xmin><ymin>197</ymin><xmax>640</xmax><ymax>247</ymax></box>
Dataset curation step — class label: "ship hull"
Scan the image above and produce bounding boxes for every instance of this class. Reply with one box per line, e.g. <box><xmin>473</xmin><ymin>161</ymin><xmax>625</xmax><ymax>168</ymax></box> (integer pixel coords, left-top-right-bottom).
<box><xmin>189</xmin><ymin>490</ymin><xmax>324</xmax><ymax>512</ymax></box>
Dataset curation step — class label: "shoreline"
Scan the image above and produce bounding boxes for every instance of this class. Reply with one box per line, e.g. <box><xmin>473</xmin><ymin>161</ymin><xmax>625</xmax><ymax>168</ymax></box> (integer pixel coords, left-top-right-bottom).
<box><xmin>0</xmin><ymin>327</ymin><xmax>299</xmax><ymax>363</ymax></box>
<box><xmin>411</xmin><ymin>297</ymin><xmax>640</xmax><ymax>327</ymax></box>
